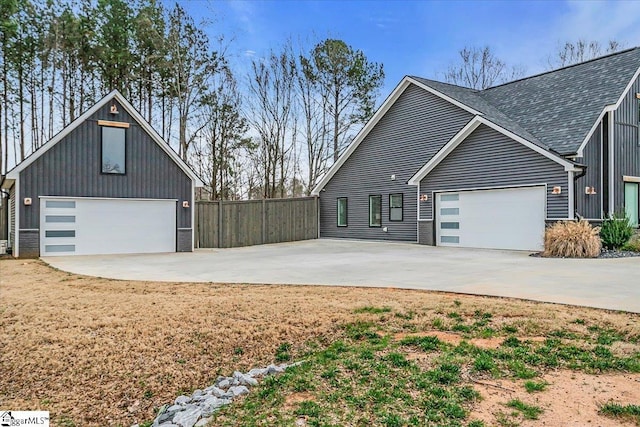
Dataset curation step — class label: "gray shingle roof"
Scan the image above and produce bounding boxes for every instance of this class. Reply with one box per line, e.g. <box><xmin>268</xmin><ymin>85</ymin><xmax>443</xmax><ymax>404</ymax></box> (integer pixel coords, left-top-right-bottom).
<box><xmin>412</xmin><ymin>47</ymin><xmax>640</xmax><ymax>155</ymax></box>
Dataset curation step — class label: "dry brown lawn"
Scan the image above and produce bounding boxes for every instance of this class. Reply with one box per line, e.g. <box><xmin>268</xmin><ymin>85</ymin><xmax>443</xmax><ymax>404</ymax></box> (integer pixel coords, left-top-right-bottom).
<box><xmin>0</xmin><ymin>258</ymin><xmax>638</xmax><ymax>426</ymax></box>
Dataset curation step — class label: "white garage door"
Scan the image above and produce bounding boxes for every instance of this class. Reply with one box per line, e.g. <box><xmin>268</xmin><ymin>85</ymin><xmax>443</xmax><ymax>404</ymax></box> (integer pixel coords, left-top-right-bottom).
<box><xmin>436</xmin><ymin>186</ymin><xmax>545</xmax><ymax>251</ymax></box>
<box><xmin>40</xmin><ymin>197</ymin><xmax>176</xmax><ymax>256</ymax></box>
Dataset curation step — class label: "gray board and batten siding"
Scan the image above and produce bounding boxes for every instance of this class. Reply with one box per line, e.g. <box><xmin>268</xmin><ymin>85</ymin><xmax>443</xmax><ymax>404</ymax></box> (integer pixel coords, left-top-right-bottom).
<box><xmin>614</xmin><ymin>74</ymin><xmax>640</xmax><ymax>209</ymax></box>
<box><xmin>417</xmin><ymin>124</ymin><xmax>569</xmax><ymax>245</ymax></box>
<box><xmin>575</xmin><ymin>123</ymin><xmax>603</xmax><ymax>220</ymax></box>
<box><xmin>17</xmin><ymin>99</ymin><xmax>193</xmax><ymax>256</ymax></box>
<box><xmin>319</xmin><ymin>83</ymin><xmax>474</xmax><ymax>241</ymax></box>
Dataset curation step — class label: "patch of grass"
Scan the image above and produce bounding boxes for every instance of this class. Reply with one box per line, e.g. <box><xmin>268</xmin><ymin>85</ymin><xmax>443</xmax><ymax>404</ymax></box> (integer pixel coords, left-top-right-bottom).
<box><xmin>524</xmin><ymin>380</ymin><xmax>548</xmax><ymax>393</ymax></box>
<box><xmin>571</xmin><ymin>318</ymin><xmax>586</xmax><ymax>325</ymax></box>
<box><xmin>447</xmin><ymin>311</ymin><xmax>462</xmax><ymax>320</ymax></box>
<box><xmin>473</xmin><ymin>353</ymin><xmax>496</xmax><ymax>372</ymax></box>
<box><xmin>275</xmin><ymin>342</ymin><xmax>292</xmax><ymax>362</ymax></box>
<box><xmin>432</xmin><ymin>317</ymin><xmax>446</xmax><ymax>330</ymax></box>
<box><xmin>394</xmin><ymin>310</ymin><xmax>415</xmax><ymax>320</ymax></box>
<box><xmin>599</xmin><ymin>402</ymin><xmax>640</xmax><ymax>425</ymax></box>
<box><xmin>506</xmin><ymin>399</ymin><xmax>543</xmax><ymax>420</ymax></box>
<box><xmin>502</xmin><ymin>325</ymin><xmax>518</xmax><ymax>334</ymax></box>
<box><xmin>467</xmin><ymin>421</ymin><xmax>487</xmax><ymax>427</ymax></box>
<box><xmin>354</xmin><ymin>306</ymin><xmax>392</xmax><ymax>314</ymax></box>
<box><xmin>400</xmin><ymin>335</ymin><xmax>441</xmax><ymax>352</ymax></box>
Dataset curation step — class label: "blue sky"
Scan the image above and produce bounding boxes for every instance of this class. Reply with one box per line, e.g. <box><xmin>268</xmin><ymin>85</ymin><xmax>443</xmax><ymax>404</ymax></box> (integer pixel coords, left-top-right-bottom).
<box><xmin>174</xmin><ymin>0</ymin><xmax>640</xmax><ymax>97</ymax></box>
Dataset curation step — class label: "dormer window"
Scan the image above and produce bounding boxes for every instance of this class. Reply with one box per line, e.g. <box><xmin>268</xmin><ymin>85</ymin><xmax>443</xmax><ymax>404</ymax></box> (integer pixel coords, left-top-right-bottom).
<box><xmin>99</xmin><ymin>120</ymin><xmax>129</xmax><ymax>175</ymax></box>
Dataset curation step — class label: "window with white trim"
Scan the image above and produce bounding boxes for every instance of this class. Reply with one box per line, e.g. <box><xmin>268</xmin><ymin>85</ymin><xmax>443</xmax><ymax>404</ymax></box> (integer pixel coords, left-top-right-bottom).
<box><xmin>389</xmin><ymin>193</ymin><xmax>403</xmax><ymax>221</ymax></box>
<box><xmin>337</xmin><ymin>198</ymin><xmax>348</xmax><ymax>227</ymax></box>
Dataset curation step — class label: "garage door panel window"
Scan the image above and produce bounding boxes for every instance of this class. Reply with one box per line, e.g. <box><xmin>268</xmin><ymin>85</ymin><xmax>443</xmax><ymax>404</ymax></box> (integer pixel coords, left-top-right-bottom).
<box><xmin>441</xmin><ymin>236</ymin><xmax>460</xmax><ymax>244</ymax></box>
<box><xmin>440</xmin><ymin>207</ymin><xmax>459</xmax><ymax>215</ymax></box>
<box><xmin>45</xmin><ymin>215</ymin><xmax>75</xmax><ymax>223</ymax></box>
<box><xmin>440</xmin><ymin>194</ymin><xmax>459</xmax><ymax>202</ymax></box>
<box><xmin>441</xmin><ymin>221</ymin><xmax>459</xmax><ymax>229</ymax></box>
<box><xmin>369</xmin><ymin>195</ymin><xmax>382</xmax><ymax>227</ymax></box>
<box><xmin>45</xmin><ymin>200</ymin><xmax>75</xmax><ymax>209</ymax></box>
<box><xmin>102</xmin><ymin>126</ymin><xmax>126</xmax><ymax>174</ymax></box>
<box><xmin>45</xmin><ymin>230</ymin><xmax>76</xmax><ymax>238</ymax></box>
<box><xmin>45</xmin><ymin>244</ymin><xmax>75</xmax><ymax>253</ymax></box>
<box><xmin>337</xmin><ymin>198</ymin><xmax>348</xmax><ymax>227</ymax></box>
<box><xmin>389</xmin><ymin>194</ymin><xmax>403</xmax><ymax>221</ymax></box>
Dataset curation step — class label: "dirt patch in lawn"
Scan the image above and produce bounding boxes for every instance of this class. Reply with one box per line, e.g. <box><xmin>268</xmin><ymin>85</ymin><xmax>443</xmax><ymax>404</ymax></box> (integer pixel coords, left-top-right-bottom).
<box><xmin>469</xmin><ymin>370</ymin><xmax>640</xmax><ymax>426</ymax></box>
<box><xmin>1</xmin><ymin>258</ymin><xmax>639</xmax><ymax>426</ymax></box>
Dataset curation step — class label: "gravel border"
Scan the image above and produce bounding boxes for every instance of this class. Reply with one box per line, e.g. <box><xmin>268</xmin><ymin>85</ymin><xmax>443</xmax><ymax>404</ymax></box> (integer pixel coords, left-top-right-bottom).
<box><xmin>530</xmin><ymin>249</ymin><xmax>640</xmax><ymax>259</ymax></box>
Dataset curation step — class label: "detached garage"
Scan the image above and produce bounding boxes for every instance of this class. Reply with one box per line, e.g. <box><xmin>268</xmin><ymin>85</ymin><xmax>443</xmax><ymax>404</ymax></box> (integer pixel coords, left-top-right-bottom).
<box><xmin>1</xmin><ymin>90</ymin><xmax>204</xmax><ymax>258</ymax></box>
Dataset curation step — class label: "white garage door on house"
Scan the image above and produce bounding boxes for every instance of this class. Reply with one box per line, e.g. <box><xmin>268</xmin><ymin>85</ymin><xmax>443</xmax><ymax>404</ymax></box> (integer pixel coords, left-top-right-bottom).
<box><xmin>435</xmin><ymin>186</ymin><xmax>546</xmax><ymax>251</ymax></box>
<box><xmin>40</xmin><ymin>197</ymin><xmax>176</xmax><ymax>256</ymax></box>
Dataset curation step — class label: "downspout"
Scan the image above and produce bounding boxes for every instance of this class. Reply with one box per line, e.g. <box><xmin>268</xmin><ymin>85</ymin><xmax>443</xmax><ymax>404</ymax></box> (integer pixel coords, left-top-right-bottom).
<box><xmin>573</xmin><ymin>166</ymin><xmax>587</xmax><ymax>220</ymax></box>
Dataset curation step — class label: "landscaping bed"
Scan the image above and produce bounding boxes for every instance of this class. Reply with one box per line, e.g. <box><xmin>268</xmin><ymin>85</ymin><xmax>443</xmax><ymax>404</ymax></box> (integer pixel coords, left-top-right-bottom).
<box><xmin>0</xmin><ymin>259</ymin><xmax>638</xmax><ymax>427</ymax></box>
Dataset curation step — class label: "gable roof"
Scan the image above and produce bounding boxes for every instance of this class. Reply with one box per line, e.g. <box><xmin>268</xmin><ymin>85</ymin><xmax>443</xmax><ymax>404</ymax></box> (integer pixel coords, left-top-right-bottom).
<box><xmin>2</xmin><ymin>90</ymin><xmax>205</xmax><ymax>188</ymax></box>
<box><xmin>408</xmin><ymin>116</ymin><xmax>580</xmax><ymax>186</ymax></box>
<box><xmin>311</xmin><ymin>47</ymin><xmax>639</xmax><ymax>195</ymax></box>
<box><xmin>412</xmin><ymin>47</ymin><xmax>640</xmax><ymax>156</ymax></box>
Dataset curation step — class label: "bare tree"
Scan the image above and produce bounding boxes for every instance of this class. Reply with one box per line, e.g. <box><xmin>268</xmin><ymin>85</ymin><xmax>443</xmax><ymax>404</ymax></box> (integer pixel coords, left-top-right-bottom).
<box><xmin>192</xmin><ymin>67</ymin><xmax>251</xmax><ymax>200</ymax></box>
<box><xmin>297</xmin><ymin>53</ymin><xmax>330</xmax><ymax>194</ymax></box>
<box><xmin>444</xmin><ymin>46</ymin><xmax>524</xmax><ymax>89</ymax></box>
<box><xmin>247</xmin><ymin>48</ymin><xmax>297</xmax><ymax>199</ymax></box>
<box><xmin>548</xmin><ymin>40</ymin><xmax>624</xmax><ymax>69</ymax></box>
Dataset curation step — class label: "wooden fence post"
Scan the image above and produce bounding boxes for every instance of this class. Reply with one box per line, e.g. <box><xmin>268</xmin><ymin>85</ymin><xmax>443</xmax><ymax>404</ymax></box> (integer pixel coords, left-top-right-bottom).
<box><xmin>218</xmin><ymin>199</ymin><xmax>223</xmax><ymax>248</ymax></box>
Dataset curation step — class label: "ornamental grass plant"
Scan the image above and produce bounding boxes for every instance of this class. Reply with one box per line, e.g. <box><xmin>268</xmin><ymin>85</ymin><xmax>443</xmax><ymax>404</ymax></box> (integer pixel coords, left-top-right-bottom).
<box><xmin>543</xmin><ymin>219</ymin><xmax>601</xmax><ymax>258</ymax></box>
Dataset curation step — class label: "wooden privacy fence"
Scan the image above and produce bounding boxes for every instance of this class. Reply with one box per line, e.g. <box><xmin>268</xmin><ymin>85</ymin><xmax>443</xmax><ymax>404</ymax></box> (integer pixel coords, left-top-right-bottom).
<box><xmin>195</xmin><ymin>196</ymin><xmax>319</xmax><ymax>248</ymax></box>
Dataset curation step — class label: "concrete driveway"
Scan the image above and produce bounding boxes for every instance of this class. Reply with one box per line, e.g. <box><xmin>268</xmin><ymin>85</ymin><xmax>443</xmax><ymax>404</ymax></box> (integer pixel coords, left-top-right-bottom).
<box><xmin>43</xmin><ymin>239</ymin><xmax>639</xmax><ymax>313</ymax></box>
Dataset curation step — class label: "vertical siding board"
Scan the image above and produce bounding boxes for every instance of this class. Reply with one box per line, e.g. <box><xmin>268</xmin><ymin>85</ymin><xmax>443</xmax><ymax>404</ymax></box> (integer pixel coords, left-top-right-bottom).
<box><xmin>419</xmin><ymin>125</ymin><xmax>569</xmax><ymax>219</ymax></box>
<box><xmin>318</xmin><ymin>84</ymin><xmax>474</xmax><ymax>241</ymax></box>
<box><xmin>614</xmin><ymin>75</ymin><xmax>640</xmax><ymax>210</ymax></box>
<box><xmin>576</xmin><ymin>124</ymin><xmax>602</xmax><ymax>219</ymax></box>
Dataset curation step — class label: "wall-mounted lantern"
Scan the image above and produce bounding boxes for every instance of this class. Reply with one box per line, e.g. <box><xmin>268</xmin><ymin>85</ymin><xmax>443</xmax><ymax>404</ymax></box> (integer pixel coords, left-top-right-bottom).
<box><xmin>110</xmin><ymin>104</ymin><xmax>119</xmax><ymax>115</ymax></box>
<box><xmin>552</xmin><ymin>186</ymin><xmax>562</xmax><ymax>195</ymax></box>
<box><xmin>585</xmin><ymin>186</ymin><xmax>597</xmax><ymax>195</ymax></box>
<box><xmin>182</xmin><ymin>201</ymin><xmax>190</xmax><ymax>208</ymax></box>
<box><xmin>419</xmin><ymin>194</ymin><xmax>429</xmax><ymax>201</ymax></box>
<box><xmin>23</xmin><ymin>197</ymin><xmax>32</xmax><ymax>206</ymax></box>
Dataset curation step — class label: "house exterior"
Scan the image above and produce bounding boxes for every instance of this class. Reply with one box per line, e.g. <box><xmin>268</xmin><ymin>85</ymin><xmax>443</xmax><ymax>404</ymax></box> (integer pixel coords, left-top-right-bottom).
<box><xmin>312</xmin><ymin>48</ymin><xmax>640</xmax><ymax>251</ymax></box>
<box><xmin>1</xmin><ymin>90</ymin><xmax>204</xmax><ymax>258</ymax></box>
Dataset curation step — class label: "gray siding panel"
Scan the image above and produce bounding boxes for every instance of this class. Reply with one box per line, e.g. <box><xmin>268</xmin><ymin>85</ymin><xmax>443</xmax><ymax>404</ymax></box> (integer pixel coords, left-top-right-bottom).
<box><xmin>576</xmin><ymin>123</ymin><xmax>603</xmax><ymax>219</ymax></box>
<box><xmin>614</xmin><ymin>74</ymin><xmax>640</xmax><ymax>210</ymax></box>
<box><xmin>18</xmin><ymin>229</ymin><xmax>39</xmax><ymax>258</ymax></box>
<box><xmin>418</xmin><ymin>221</ymin><xmax>434</xmax><ymax>245</ymax></box>
<box><xmin>419</xmin><ymin>125</ymin><xmax>569</xmax><ymax>219</ymax></box>
<box><xmin>18</xmin><ymin>99</ymin><xmax>193</xmax><ymax>255</ymax></box>
<box><xmin>319</xmin><ymin>84</ymin><xmax>474</xmax><ymax>241</ymax></box>
<box><xmin>177</xmin><ymin>229</ymin><xmax>192</xmax><ymax>252</ymax></box>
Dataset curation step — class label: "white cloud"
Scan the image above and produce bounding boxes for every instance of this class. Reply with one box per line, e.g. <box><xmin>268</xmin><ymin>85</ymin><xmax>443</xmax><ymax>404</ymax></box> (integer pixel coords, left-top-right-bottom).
<box><xmin>555</xmin><ymin>0</ymin><xmax>640</xmax><ymax>48</ymax></box>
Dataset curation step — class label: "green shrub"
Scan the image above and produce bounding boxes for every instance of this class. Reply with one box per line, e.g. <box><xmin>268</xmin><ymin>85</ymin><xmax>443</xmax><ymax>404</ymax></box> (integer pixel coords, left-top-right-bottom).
<box><xmin>600</xmin><ymin>212</ymin><xmax>634</xmax><ymax>249</ymax></box>
<box><xmin>543</xmin><ymin>219</ymin><xmax>601</xmax><ymax>258</ymax></box>
<box><xmin>622</xmin><ymin>234</ymin><xmax>640</xmax><ymax>252</ymax></box>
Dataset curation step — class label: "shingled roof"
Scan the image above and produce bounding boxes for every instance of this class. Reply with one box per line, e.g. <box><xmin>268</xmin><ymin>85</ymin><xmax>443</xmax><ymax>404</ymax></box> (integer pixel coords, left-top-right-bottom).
<box><xmin>412</xmin><ymin>47</ymin><xmax>640</xmax><ymax>156</ymax></box>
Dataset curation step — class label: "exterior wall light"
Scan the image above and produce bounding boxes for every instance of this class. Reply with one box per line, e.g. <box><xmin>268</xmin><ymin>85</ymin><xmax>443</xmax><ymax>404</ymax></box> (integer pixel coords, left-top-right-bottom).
<box><xmin>585</xmin><ymin>186</ymin><xmax>597</xmax><ymax>195</ymax></box>
<box><xmin>419</xmin><ymin>194</ymin><xmax>429</xmax><ymax>201</ymax></box>
<box><xmin>182</xmin><ymin>201</ymin><xmax>190</xmax><ymax>208</ymax></box>
<box><xmin>552</xmin><ymin>186</ymin><xmax>562</xmax><ymax>194</ymax></box>
<box><xmin>23</xmin><ymin>197</ymin><xmax>32</xmax><ymax>205</ymax></box>
<box><xmin>110</xmin><ymin>104</ymin><xmax>119</xmax><ymax>115</ymax></box>
<box><xmin>390</xmin><ymin>174</ymin><xmax>396</xmax><ymax>180</ymax></box>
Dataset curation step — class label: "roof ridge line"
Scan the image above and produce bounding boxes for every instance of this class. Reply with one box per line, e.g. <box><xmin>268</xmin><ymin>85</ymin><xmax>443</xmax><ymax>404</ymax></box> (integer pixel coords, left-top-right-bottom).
<box><xmin>483</xmin><ymin>46</ymin><xmax>640</xmax><ymax>90</ymax></box>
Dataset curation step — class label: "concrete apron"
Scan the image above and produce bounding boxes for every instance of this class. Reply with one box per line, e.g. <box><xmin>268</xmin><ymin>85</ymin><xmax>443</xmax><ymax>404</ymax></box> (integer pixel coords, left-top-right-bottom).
<box><xmin>43</xmin><ymin>239</ymin><xmax>640</xmax><ymax>313</ymax></box>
